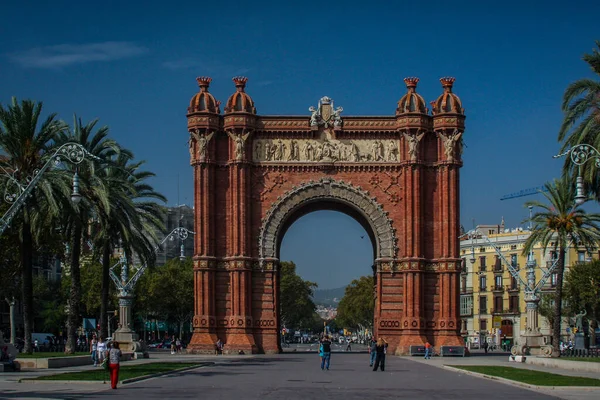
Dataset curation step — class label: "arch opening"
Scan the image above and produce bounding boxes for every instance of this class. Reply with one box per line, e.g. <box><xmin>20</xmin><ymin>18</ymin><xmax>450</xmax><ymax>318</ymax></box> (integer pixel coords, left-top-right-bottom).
<box><xmin>259</xmin><ymin>179</ymin><xmax>398</xmax><ymax>266</ymax></box>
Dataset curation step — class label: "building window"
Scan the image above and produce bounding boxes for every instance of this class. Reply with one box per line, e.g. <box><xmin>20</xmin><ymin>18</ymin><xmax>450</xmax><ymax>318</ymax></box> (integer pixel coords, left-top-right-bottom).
<box><xmin>479</xmin><ymin>295</ymin><xmax>487</xmax><ymax>314</ymax></box>
<box><xmin>550</xmin><ymin>250</ymin><xmax>557</xmax><ymax>261</ymax></box>
<box><xmin>510</xmin><ymin>245</ymin><xmax>517</xmax><ymax>250</ymax></box>
<box><xmin>479</xmin><ymin>256</ymin><xmax>486</xmax><ymax>271</ymax></box>
<box><xmin>551</xmin><ymin>273</ymin><xmax>558</xmax><ymax>287</ymax></box>
<box><xmin>578</xmin><ymin>251</ymin><xmax>586</xmax><ymax>262</ymax></box>
<box><xmin>510</xmin><ymin>276</ymin><xmax>518</xmax><ymax>290</ymax></box>
<box><xmin>495</xmin><ymin>275</ymin><xmax>502</xmax><ymax>289</ymax></box>
<box><xmin>494</xmin><ymin>296</ymin><xmax>503</xmax><ymax>313</ymax></box>
<box><xmin>480</xmin><ymin>319</ymin><xmax>487</xmax><ymax>331</ymax></box>
<box><xmin>494</xmin><ymin>255</ymin><xmax>502</xmax><ymax>271</ymax></box>
<box><xmin>460</xmin><ymin>296</ymin><xmax>473</xmax><ymax>316</ymax></box>
<box><xmin>509</xmin><ymin>296</ymin><xmax>519</xmax><ymax>312</ymax></box>
<box><xmin>510</xmin><ymin>253</ymin><xmax>518</xmax><ymax>268</ymax></box>
<box><xmin>479</xmin><ymin>276</ymin><xmax>486</xmax><ymax>291</ymax></box>
<box><xmin>479</xmin><ymin>247</ymin><xmax>486</xmax><ymax>253</ymax></box>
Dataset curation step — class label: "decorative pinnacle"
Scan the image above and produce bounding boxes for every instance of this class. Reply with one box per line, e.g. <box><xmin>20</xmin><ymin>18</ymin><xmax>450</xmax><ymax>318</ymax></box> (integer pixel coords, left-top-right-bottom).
<box><xmin>404</xmin><ymin>77</ymin><xmax>419</xmax><ymax>91</ymax></box>
<box><xmin>196</xmin><ymin>77</ymin><xmax>212</xmax><ymax>91</ymax></box>
<box><xmin>232</xmin><ymin>76</ymin><xmax>248</xmax><ymax>91</ymax></box>
<box><xmin>440</xmin><ymin>77</ymin><xmax>456</xmax><ymax>91</ymax></box>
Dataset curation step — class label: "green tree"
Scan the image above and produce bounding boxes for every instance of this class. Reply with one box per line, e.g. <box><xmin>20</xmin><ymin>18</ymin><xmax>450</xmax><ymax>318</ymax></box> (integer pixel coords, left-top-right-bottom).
<box><xmin>558</xmin><ymin>41</ymin><xmax>600</xmax><ymax>150</ymax></box>
<box><xmin>56</xmin><ymin>116</ymin><xmax>118</xmax><ymax>353</ymax></box>
<box><xmin>523</xmin><ymin>177</ymin><xmax>600</xmax><ymax>355</ymax></box>
<box><xmin>33</xmin><ymin>276</ymin><xmax>66</xmax><ymax>334</ymax></box>
<box><xmin>0</xmin><ymin>213</ymin><xmax>21</xmax><ymax>343</ymax></box>
<box><xmin>558</xmin><ymin>41</ymin><xmax>600</xmax><ymax>198</ymax></box>
<box><xmin>279</xmin><ymin>261</ymin><xmax>318</xmax><ymax>330</ymax></box>
<box><xmin>564</xmin><ymin>260</ymin><xmax>600</xmax><ymax>344</ymax></box>
<box><xmin>335</xmin><ymin>276</ymin><xmax>374</xmax><ymax>331</ymax></box>
<box><xmin>93</xmin><ymin>153</ymin><xmax>166</xmax><ymax>341</ymax></box>
<box><xmin>0</xmin><ymin>98</ymin><xmax>66</xmax><ymax>353</ymax></box>
<box><xmin>134</xmin><ymin>258</ymin><xmax>193</xmax><ymax>338</ymax></box>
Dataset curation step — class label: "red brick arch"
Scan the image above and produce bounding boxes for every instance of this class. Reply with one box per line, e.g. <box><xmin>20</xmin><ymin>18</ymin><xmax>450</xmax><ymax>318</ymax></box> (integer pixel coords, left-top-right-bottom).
<box><xmin>186</xmin><ymin>78</ymin><xmax>465</xmax><ymax>354</ymax></box>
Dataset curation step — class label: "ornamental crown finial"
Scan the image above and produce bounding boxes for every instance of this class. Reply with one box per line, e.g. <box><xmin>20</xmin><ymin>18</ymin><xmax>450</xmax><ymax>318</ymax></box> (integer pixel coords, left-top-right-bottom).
<box><xmin>440</xmin><ymin>77</ymin><xmax>456</xmax><ymax>91</ymax></box>
<box><xmin>232</xmin><ymin>76</ymin><xmax>248</xmax><ymax>91</ymax></box>
<box><xmin>196</xmin><ymin>77</ymin><xmax>212</xmax><ymax>91</ymax></box>
<box><xmin>403</xmin><ymin>77</ymin><xmax>419</xmax><ymax>90</ymax></box>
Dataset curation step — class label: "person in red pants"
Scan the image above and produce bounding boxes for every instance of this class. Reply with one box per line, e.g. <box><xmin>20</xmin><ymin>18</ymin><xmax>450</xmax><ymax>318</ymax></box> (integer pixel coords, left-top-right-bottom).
<box><xmin>108</xmin><ymin>341</ymin><xmax>122</xmax><ymax>389</ymax></box>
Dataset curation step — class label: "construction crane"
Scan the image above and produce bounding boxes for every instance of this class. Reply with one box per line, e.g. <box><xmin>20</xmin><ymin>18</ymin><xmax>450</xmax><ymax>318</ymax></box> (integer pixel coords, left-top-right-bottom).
<box><xmin>500</xmin><ymin>185</ymin><xmax>548</xmax><ymax>201</ymax></box>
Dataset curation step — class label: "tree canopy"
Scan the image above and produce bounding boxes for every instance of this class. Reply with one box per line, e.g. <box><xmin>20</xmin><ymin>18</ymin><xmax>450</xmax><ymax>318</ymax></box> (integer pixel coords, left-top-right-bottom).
<box><xmin>335</xmin><ymin>275</ymin><xmax>374</xmax><ymax>330</ymax></box>
<box><xmin>279</xmin><ymin>261</ymin><xmax>318</xmax><ymax>330</ymax></box>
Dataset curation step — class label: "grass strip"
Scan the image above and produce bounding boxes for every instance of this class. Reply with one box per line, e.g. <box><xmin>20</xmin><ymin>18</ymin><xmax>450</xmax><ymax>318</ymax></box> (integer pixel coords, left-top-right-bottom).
<box><xmin>35</xmin><ymin>362</ymin><xmax>202</xmax><ymax>381</ymax></box>
<box><xmin>561</xmin><ymin>357</ymin><xmax>600</xmax><ymax>363</ymax></box>
<box><xmin>451</xmin><ymin>365</ymin><xmax>600</xmax><ymax>386</ymax></box>
<box><xmin>16</xmin><ymin>352</ymin><xmax>89</xmax><ymax>359</ymax></box>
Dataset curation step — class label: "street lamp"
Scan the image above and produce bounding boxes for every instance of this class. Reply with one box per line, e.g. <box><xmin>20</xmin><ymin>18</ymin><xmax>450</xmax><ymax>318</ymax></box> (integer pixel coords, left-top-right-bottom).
<box><xmin>554</xmin><ymin>144</ymin><xmax>600</xmax><ymax>205</ymax></box>
<box><xmin>1</xmin><ymin>142</ymin><xmax>98</xmax><ymax>236</ymax></box>
<box><xmin>108</xmin><ymin>226</ymin><xmax>195</xmax><ymax>355</ymax></box>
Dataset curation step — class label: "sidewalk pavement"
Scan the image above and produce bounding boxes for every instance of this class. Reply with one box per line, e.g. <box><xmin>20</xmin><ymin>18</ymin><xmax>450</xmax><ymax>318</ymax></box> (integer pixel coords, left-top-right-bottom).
<box><xmin>0</xmin><ymin>351</ymin><xmax>244</xmax><ymax>383</ymax></box>
<box><xmin>406</xmin><ymin>349</ymin><xmax>600</xmax><ymax>400</ymax></box>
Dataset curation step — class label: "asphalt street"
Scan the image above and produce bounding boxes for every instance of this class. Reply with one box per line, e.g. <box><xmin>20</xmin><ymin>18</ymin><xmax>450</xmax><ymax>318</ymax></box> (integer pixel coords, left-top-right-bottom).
<box><xmin>0</xmin><ymin>353</ymin><xmax>561</xmax><ymax>400</ymax></box>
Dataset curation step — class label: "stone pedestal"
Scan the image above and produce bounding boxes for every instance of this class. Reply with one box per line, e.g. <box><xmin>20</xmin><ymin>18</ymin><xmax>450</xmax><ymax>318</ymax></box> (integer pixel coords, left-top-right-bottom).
<box><xmin>112</xmin><ymin>296</ymin><xmax>148</xmax><ymax>358</ymax></box>
<box><xmin>574</xmin><ymin>333</ymin><xmax>589</xmax><ymax>350</ymax></box>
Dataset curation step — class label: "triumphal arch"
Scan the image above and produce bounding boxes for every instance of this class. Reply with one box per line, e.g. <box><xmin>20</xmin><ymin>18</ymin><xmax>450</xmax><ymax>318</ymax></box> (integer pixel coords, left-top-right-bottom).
<box><xmin>186</xmin><ymin>76</ymin><xmax>465</xmax><ymax>354</ymax></box>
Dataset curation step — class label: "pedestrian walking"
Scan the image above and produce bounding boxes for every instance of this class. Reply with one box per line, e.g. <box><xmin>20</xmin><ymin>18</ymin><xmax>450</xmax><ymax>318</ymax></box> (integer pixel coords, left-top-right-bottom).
<box><xmin>97</xmin><ymin>337</ymin><xmax>107</xmax><ymax>365</ymax></box>
<box><xmin>108</xmin><ymin>340</ymin><xmax>122</xmax><ymax>389</ymax></box>
<box><xmin>483</xmin><ymin>341</ymin><xmax>488</xmax><ymax>354</ymax></box>
<box><xmin>90</xmin><ymin>335</ymin><xmax>98</xmax><ymax>366</ymax></box>
<box><xmin>320</xmin><ymin>336</ymin><xmax>332</xmax><ymax>370</ymax></box>
<box><xmin>318</xmin><ymin>340</ymin><xmax>324</xmax><ymax>366</ymax></box>
<box><xmin>424</xmin><ymin>341</ymin><xmax>431</xmax><ymax>359</ymax></box>
<box><xmin>368</xmin><ymin>337</ymin><xmax>377</xmax><ymax>367</ymax></box>
<box><xmin>346</xmin><ymin>340</ymin><xmax>352</xmax><ymax>352</ymax></box>
<box><xmin>372</xmin><ymin>338</ymin><xmax>387</xmax><ymax>372</ymax></box>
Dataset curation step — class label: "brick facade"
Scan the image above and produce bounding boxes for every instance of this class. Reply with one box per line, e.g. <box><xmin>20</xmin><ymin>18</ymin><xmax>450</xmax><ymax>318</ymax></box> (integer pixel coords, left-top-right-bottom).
<box><xmin>186</xmin><ymin>76</ymin><xmax>466</xmax><ymax>354</ymax></box>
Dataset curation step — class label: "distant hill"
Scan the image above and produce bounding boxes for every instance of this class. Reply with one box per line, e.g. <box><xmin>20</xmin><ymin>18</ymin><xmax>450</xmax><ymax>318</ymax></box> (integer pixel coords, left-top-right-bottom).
<box><xmin>312</xmin><ymin>286</ymin><xmax>346</xmax><ymax>307</ymax></box>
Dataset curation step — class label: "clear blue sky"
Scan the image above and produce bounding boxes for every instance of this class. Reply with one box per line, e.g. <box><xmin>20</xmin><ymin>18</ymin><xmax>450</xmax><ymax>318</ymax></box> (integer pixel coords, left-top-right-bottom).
<box><xmin>2</xmin><ymin>1</ymin><xmax>599</xmax><ymax>288</ymax></box>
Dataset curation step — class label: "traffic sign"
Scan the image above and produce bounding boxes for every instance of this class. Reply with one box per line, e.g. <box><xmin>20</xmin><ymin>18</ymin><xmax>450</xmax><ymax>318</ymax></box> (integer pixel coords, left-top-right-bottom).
<box><xmin>492</xmin><ymin>316</ymin><xmax>502</xmax><ymax>328</ymax></box>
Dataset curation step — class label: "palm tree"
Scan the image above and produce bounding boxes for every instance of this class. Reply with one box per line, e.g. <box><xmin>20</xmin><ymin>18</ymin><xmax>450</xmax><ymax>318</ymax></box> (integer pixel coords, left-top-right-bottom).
<box><xmin>558</xmin><ymin>41</ymin><xmax>600</xmax><ymax>149</ymax></box>
<box><xmin>0</xmin><ymin>98</ymin><xmax>66</xmax><ymax>353</ymax></box>
<box><xmin>93</xmin><ymin>152</ymin><xmax>165</xmax><ymax>341</ymax></box>
<box><xmin>523</xmin><ymin>176</ymin><xmax>600</xmax><ymax>355</ymax></box>
<box><xmin>55</xmin><ymin>116</ymin><xmax>119</xmax><ymax>353</ymax></box>
<box><xmin>558</xmin><ymin>42</ymin><xmax>600</xmax><ymax>197</ymax></box>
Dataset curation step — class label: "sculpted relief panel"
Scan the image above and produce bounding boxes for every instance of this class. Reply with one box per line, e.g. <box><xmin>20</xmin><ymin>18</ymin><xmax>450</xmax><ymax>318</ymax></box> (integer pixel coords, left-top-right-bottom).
<box><xmin>253</xmin><ymin>137</ymin><xmax>400</xmax><ymax>163</ymax></box>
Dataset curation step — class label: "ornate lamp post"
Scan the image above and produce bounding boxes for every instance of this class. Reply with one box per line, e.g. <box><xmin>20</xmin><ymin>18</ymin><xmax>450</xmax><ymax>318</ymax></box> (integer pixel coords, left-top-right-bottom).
<box><xmin>554</xmin><ymin>144</ymin><xmax>600</xmax><ymax>205</ymax></box>
<box><xmin>1</xmin><ymin>142</ymin><xmax>94</xmax><ymax>236</ymax></box>
<box><xmin>465</xmin><ymin>221</ymin><xmax>556</xmax><ymax>356</ymax></box>
<box><xmin>109</xmin><ymin>227</ymin><xmax>194</xmax><ymax>356</ymax></box>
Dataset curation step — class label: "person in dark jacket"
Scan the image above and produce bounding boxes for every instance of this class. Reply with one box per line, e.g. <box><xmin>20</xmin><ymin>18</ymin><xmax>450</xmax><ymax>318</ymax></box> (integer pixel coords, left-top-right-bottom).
<box><xmin>320</xmin><ymin>336</ymin><xmax>332</xmax><ymax>370</ymax></box>
<box><xmin>372</xmin><ymin>338</ymin><xmax>388</xmax><ymax>372</ymax></box>
<box><xmin>368</xmin><ymin>337</ymin><xmax>377</xmax><ymax>367</ymax></box>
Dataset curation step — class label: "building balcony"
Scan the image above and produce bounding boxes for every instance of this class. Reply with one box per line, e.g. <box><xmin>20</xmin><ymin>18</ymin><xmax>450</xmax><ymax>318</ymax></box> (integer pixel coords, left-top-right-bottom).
<box><xmin>461</xmin><ymin>286</ymin><xmax>473</xmax><ymax>294</ymax></box>
<box><xmin>492</xmin><ymin>285</ymin><xmax>504</xmax><ymax>293</ymax></box>
<box><xmin>479</xmin><ymin>265</ymin><xmax>487</xmax><ymax>272</ymax></box>
<box><xmin>506</xmin><ymin>285</ymin><xmax>520</xmax><ymax>293</ymax></box>
<box><xmin>492</xmin><ymin>308</ymin><xmax>521</xmax><ymax>315</ymax></box>
<box><xmin>479</xmin><ymin>286</ymin><xmax>487</xmax><ymax>292</ymax></box>
<box><xmin>460</xmin><ymin>307</ymin><xmax>473</xmax><ymax>317</ymax></box>
<box><xmin>540</xmin><ymin>282</ymin><xmax>557</xmax><ymax>292</ymax></box>
<box><xmin>478</xmin><ymin>308</ymin><xmax>489</xmax><ymax>315</ymax></box>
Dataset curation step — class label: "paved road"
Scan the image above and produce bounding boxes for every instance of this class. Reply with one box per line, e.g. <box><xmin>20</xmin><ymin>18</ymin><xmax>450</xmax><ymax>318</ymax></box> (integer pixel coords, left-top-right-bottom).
<box><xmin>0</xmin><ymin>353</ymin><xmax>562</xmax><ymax>399</ymax></box>
<box><xmin>282</xmin><ymin>342</ymin><xmax>368</xmax><ymax>353</ymax></box>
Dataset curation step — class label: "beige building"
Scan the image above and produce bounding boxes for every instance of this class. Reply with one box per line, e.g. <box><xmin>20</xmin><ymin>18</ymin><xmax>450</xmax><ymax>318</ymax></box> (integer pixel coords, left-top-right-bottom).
<box><xmin>459</xmin><ymin>222</ymin><xmax>596</xmax><ymax>349</ymax></box>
